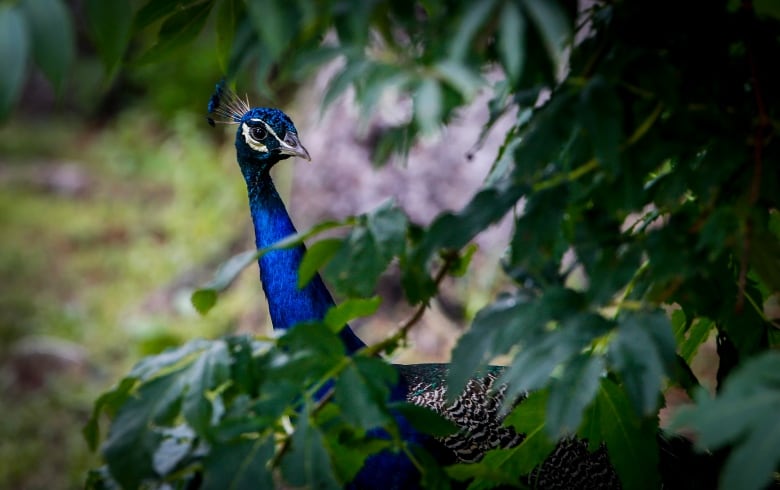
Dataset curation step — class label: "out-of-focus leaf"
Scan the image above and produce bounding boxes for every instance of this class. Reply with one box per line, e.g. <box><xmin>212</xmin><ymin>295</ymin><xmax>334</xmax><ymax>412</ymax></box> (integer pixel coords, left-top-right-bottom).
<box><xmin>180</xmin><ymin>340</ymin><xmax>231</xmax><ymax>434</ymax></box>
<box><xmin>448</xmin><ymin>0</ymin><xmax>498</xmax><ymax>61</ymax></box>
<box><xmin>84</xmin><ymin>377</ymin><xmax>137</xmax><ymax>451</ymax></box>
<box><xmin>191</xmin><ymin>250</ymin><xmax>255</xmax><ymax>314</ymax></box>
<box><xmin>679</xmin><ymin>317</ymin><xmax>713</xmax><ymax>364</ymax></box>
<box><xmin>85</xmin><ymin>0</ymin><xmax>132</xmax><ymax>73</ymax></box>
<box><xmin>0</xmin><ymin>6</ymin><xmax>28</xmax><ymax>119</ymax></box>
<box><xmin>435</xmin><ymin>60</ymin><xmax>485</xmax><ymax>100</ymax></box>
<box><xmin>137</xmin><ymin>0</ymin><xmax>214</xmax><ymax>63</ymax></box>
<box><xmin>152</xmin><ymin>425</ymin><xmax>194</xmax><ymax>476</ymax></box>
<box><xmin>414</xmin><ymin>77</ymin><xmax>443</xmax><ymax>135</ymax></box>
<box><xmin>608</xmin><ymin>310</ymin><xmax>676</xmax><ymax>414</ymax></box>
<box><xmin>324</xmin><ymin>297</ymin><xmax>381</xmax><ymax>332</ymax></box>
<box><xmin>521</xmin><ymin>0</ymin><xmax>571</xmax><ymax>74</ymax></box>
<box><xmin>580</xmin><ymin>378</ymin><xmax>660</xmax><ymax>489</ymax></box>
<box><xmin>215</xmin><ymin>0</ymin><xmax>242</xmax><ymax>72</ymax></box>
<box><xmin>19</xmin><ymin>0</ymin><xmax>74</xmax><ymax>91</ymax></box>
<box><xmin>201</xmin><ymin>434</ymin><xmax>275</xmax><ymax>490</ymax></box>
<box><xmin>299</xmin><ymin>238</ymin><xmax>342</xmax><ymax>288</ymax></box>
<box><xmin>134</xmin><ymin>0</ymin><xmax>191</xmax><ymax>31</ymax></box>
<box><xmin>498</xmin><ymin>1</ymin><xmax>527</xmax><ymax>83</ymax></box>
<box><xmin>247</xmin><ymin>0</ymin><xmax>298</xmax><ymax>59</ymax></box>
<box><xmin>673</xmin><ymin>352</ymin><xmax>780</xmax><ymax>490</ymax></box>
<box><xmin>579</xmin><ymin>76</ymin><xmax>621</xmax><ymax>172</ymax></box>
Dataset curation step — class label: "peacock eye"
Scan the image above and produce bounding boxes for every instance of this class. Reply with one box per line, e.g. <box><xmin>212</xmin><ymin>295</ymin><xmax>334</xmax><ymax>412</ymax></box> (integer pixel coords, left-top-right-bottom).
<box><xmin>250</xmin><ymin>126</ymin><xmax>268</xmax><ymax>140</ymax></box>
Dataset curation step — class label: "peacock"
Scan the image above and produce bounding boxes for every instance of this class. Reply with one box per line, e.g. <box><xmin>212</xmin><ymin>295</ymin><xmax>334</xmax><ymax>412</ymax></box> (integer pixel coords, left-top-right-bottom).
<box><xmin>207</xmin><ymin>83</ymin><xmax>715</xmax><ymax>489</ymax></box>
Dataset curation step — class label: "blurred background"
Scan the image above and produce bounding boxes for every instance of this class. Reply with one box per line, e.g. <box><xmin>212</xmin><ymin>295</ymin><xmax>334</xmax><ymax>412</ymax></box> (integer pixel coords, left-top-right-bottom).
<box><xmin>0</xmin><ymin>7</ymin><xmax>515</xmax><ymax>489</ymax></box>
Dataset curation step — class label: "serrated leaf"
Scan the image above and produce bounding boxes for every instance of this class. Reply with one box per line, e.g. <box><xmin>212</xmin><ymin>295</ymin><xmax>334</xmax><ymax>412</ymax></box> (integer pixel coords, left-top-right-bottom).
<box><xmin>672</xmin><ymin>352</ymin><xmax>780</xmax><ymax>490</ymax></box>
<box><xmin>498</xmin><ymin>1</ymin><xmax>526</xmax><ymax>83</ymax></box>
<box><xmin>324</xmin><ymin>297</ymin><xmax>381</xmax><ymax>332</ymax></box>
<box><xmin>608</xmin><ymin>310</ymin><xmax>676</xmax><ymax>414</ymax></box>
<box><xmin>19</xmin><ymin>0</ymin><xmax>74</xmax><ymax>91</ymax></box>
<box><xmin>0</xmin><ymin>6</ymin><xmax>28</xmax><ymax>119</ymax></box>
<box><xmin>201</xmin><ymin>434</ymin><xmax>275</xmax><ymax>490</ymax></box>
<box><xmin>299</xmin><ymin>238</ymin><xmax>342</xmax><ymax>288</ymax></box>
<box><xmin>324</xmin><ymin>203</ymin><xmax>407</xmax><ymax>297</ymax></box>
<box><xmin>546</xmin><ymin>353</ymin><xmax>604</xmax><ymax>437</ymax></box>
<box><xmin>580</xmin><ymin>378</ymin><xmax>660</xmax><ymax>489</ymax></box>
<box><xmin>336</xmin><ymin>357</ymin><xmax>395</xmax><ymax>430</ymax></box>
<box><xmin>389</xmin><ymin>402</ymin><xmax>459</xmax><ymax>438</ymax></box>
<box><xmin>181</xmin><ymin>340</ymin><xmax>231</xmax><ymax>434</ymax></box>
<box><xmin>85</xmin><ymin>0</ymin><xmax>132</xmax><ymax>73</ymax></box>
<box><xmin>137</xmin><ymin>0</ymin><xmax>214</xmax><ymax>63</ymax></box>
<box><xmin>281</xmin><ymin>411</ymin><xmax>341</xmax><ymax>489</ymax></box>
<box><xmin>103</xmin><ymin>370</ymin><xmax>187</xmax><ymax>489</ymax></box>
<box><xmin>414</xmin><ymin>77</ymin><xmax>443</xmax><ymax>135</ymax></box>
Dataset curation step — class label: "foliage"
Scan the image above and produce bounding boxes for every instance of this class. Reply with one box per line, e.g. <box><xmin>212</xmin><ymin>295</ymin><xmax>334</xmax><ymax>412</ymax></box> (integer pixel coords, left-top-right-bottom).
<box><xmin>8</xmin><ymin>0</ymin><xmax>775</xmax><ymax>488</ymax></box>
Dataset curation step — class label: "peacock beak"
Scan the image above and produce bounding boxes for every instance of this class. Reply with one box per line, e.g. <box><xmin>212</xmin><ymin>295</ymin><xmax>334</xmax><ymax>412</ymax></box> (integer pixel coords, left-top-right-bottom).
<box><xmin>278</xmin><ymin>132</ymin><xmax>311</xmax><ymax>161</ymax></box>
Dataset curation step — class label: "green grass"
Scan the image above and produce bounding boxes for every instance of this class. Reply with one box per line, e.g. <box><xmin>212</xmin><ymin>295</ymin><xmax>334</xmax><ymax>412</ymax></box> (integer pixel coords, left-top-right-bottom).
<box><xmin>0</xmin><ymin>110</ymin><xmax>271</xmax><ymax>489</ymax></box>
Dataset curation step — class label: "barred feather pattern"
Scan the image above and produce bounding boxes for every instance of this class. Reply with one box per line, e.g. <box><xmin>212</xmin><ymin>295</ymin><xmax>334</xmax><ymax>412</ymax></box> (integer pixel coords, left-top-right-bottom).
<box><xmin>397</xmin><ymin>364</ymin><xmax>621</xmax><ymax>489</ymax></box>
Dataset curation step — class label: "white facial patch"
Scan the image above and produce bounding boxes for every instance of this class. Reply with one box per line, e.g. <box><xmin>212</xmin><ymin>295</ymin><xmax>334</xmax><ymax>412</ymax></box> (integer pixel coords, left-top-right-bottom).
<box><xmin>241</xmin><ymin>123</ymin><xmax>268</xmax><ymax>153</ymax></box>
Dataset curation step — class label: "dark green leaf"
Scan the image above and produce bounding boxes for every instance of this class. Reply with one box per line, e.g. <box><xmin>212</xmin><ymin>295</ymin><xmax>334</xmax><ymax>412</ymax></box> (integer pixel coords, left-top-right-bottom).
<box><xmin>247</xmin><ymin>0</ymin><xmax>298</xmax><ymax>59</ymax></box>
<box><xmin>201</xmin><ymin>434</ymin><xmax>275</xmax><ymax>490</ymax></box>
<box><xmin>152</xmin><ymin>425</ymin><xmax>194</xmax><ymax>476</ymax></box>
<box><xmin>448</xmin><ymin>0</ymin><xmax>499</xmax><ymax>61</ymax></box>
<box><xmin>579</xmin><ymin>76</ymin><xmax>621</xmax><ymax>172</ymax></box>
<box><xmin>84</xmin><ymin>377</ymin><xmax>137</xmax><ymax>451</ymax></box>
<box><xmin>498</xmin><ymin>1</ymin><xmax>526</xmax><ymax>83</ymax></box>
<box><xmin>85</xmin><ymin>0</ymin><xmax>132</xmax><ymax>73</ymax></box>
<box><xmin>299</xmin><ymin>238</ymin><xmax>342</xmax><ymax>288</ymax></box>
<box><xmin>608</xmin><ymin>310</ymin><xmax>676</xmax><ymax>414</ymax></box>
<box><xmin>435</xmin><ymin>60</ymin><xmax>485</xmax><ymax>100</ymax></box>
<box><xmin>679</xmin><ymin>317</ymin><xmax>713</xmax><ymax>364</ymax></box>
<box><xmin>180</xmin><ymin>340</ymin><xmax>231</xmax><ymax>434</ymax></box>
<box><xmin>546</xmin><ymin>353</ymin><xmax>604</xmax><ymax>437</ymax></box>
<box><xmin>389</xmin><ymin>402</ymin><xmax>459</xmax><ymax>438</ymax></box>
<box><xmin>580</xmin><ymin>378</ymin><xmax>660</xmax><ymax>489</ymax></box>
<box><xmin>19</xmin><ymin>0</ymin><xmax>74</xmax><ymax>91</ymax></box>
<box><xmin>281</xmin><ymin>411</ymin><xmax>341</xmax><ymax>489</ymax></box>
<box><xmin>0</xmin><ymin>6</ymin><xmax>28</xmax><ymax>119</ymax></box>
<box><xmin>521</xmin><ymin>0</ymin><xmax>571</xmax><ymax>73</ymax></box>
<box><xmin>215</xmin><ymin>0</ymin><xmax>242</xmax><ymax>72</ymax></box>
<box><xmin>336</xmin><ymin>357</ymin><xmax>395</xmax><ymax>430</ymax></box>
<box><xmin>137</xmin><ymin>0</ymin><xmax>214</xmax><ymax>63</ymax></box>
<box><xmin>134</xmin><ymin>0</ymin><xmax>195</xmax><ymax>31</ymax></box>
<box><xmin>672</xmin><ymin>352</ymin><xmax>780</xmax><ymax>490</ymax></box>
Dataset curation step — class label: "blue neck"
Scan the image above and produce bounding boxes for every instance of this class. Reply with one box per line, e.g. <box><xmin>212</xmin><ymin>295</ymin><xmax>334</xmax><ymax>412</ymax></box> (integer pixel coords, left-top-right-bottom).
<box><xmin>242</xmin><ymin>166</ymin><xmax>366</xmax><ymax>353</ymax></box>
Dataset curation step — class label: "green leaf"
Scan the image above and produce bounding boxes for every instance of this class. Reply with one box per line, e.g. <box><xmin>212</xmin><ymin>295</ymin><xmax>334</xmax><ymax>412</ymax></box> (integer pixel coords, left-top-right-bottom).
<box><xmin>247</xmin><ymin>0</ymin><xmax>299</xmax><ymax>59</ymax></box>
<box><xmin>215</xmin><ymin>0</ymin><xmax>242</xmax><ymax>72</ymax></box>
<box><xmin>191</xmin><ymin>249</ymin><xmax>256</xmax><ymax>314</ymax></box>
<box><xmin>448</xmin><ymin>0</ymin><xmax>498</xmax><ymax>61</ymax></box>
<box><xmin>608</xmin><ymin>310</ymin><xmax>676</xmax><ymax>414</ymax></box>
<box><xmin>324</xmin><ymin>297</ymin><xmax>382</xmax><ymax>332</ymax></box>
<box><xmin>201</xmin><ymin>434</ymin><xmax>275</xmax><ymax>490</ymax></box>
<box><xmin>546</xmin><ymin>353</ymin><xmax>604</xmax><ymax>437</ymax></box>
<box><xmin>84</xmin><ymin>377</ymin><xmax>137</xmax><ymax>451</ymax></box>
<box><xmin>672</xmin><ymin>352</ymin><xmax>780</xmax><ymax>490</ymax></box>
<box><xmin>579</xmin><ymin>76</ymin><xmax>622</xmax><ymax>172</ymax></box>
<box><xmin>434</xmin><ymin>60</ymin><xmax>485</xmax><ymax>100</ymax></box>
<box><xmin>281</xmin><ymin>411</ymin><xmax>341</xmax><ymax>489</ymax></box>
<box><xmin>299</xmin><ymin>238</ymin><xmax>342</xmax><ymax>288</ymax></box>
<box><xmin>498</xmin><ymin>1</ymin><xmax>526</xmax><ymax>83</ymax></box>
<box><xmin>324</xmin><ymin>203</ymin><xmax>407</xmax><ymax>297</ymax></box>
<box><xmin>85</xmin><ymin>0</ymin><xmax>132</xmax><ymax>73</ymax></box>
<box><xmin>521</xmin><ymin>0</ymin><xmax>571</xmax><ymax>74</ymax></box>
<box><xmin>19</xmin><ymin>0</ymin><xmax>74</xmax><ymax>91</ymax></box>
<box><xmin>0</xmin><ymin>6</ymin><xmax>28</xmax><ymax>119</ymax></box>
<box><xmin>336</xmin><ymin>357</ymin><xmax>396</xmax><ymax>431</ymax></box>
<box><xmin>679</xmin><ymin>317</ymin><xmax>713</xmax><ymax>364</ymax></box>
<box><xmin>180</xmin><ymin>340</ymin><xmax>231</xmax><ymax>434</ymax></box>
<box><xmin>388</xmin><ymin>402</ymin><xmax>459</xmax><ymax>438</ymax></box>
<box><xmin>414</xmin><ymin>77</ymin><xmax>443</xmax><ymax>135</ymax></box>
<box><xmin>152</xmin><ymin>425</ymin><xmax>194</xmax><ymax>476</ymax></box>
<box><xmin>580</xmin><ymin>378</ymin><xmax>660</xmax><ymax>489</ymax></box>
<box><xmin>103</xmin><ymin>370</ymin><xmax>187</xmax><ymax>489</ymax></box>
<box><xmin>191</xmin><ymin>288</ymin><xmax>218</xmax><ymax>315</ymax></box>
<box><xmin>137</xmin><ymin>0</ymin><xmax>214</xmax><ymax>63</ymax></box>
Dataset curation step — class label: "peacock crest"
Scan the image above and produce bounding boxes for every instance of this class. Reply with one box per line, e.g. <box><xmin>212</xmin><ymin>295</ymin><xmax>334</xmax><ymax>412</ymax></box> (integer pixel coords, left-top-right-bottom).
<box><xmin>206</xmin><ymin>80</ymin><xmax>250</xmax><ymax>126</ymax></box>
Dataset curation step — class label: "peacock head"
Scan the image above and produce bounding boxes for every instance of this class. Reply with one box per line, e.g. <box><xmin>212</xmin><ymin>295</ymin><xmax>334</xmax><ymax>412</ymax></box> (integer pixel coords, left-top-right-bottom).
<box><xmin>207</xmin><ymin>81</ymin><xmax>310</xmax><ymax>172</ymax></box>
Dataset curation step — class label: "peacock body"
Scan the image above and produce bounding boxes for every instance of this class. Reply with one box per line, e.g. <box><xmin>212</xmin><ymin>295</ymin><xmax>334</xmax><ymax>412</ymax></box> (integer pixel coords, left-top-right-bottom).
<box><xmin>207</xmin><ymin>83</ymin><xmax>711</xmax><ymax>490</ymax></box>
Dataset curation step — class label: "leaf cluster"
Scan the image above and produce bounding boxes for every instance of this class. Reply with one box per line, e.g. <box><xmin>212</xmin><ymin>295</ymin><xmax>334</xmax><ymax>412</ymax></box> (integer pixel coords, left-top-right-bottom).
<box><xmin>76</xmin><ymin>0</ymin><xmax>780</xmax><ymax>488</ymax></box>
